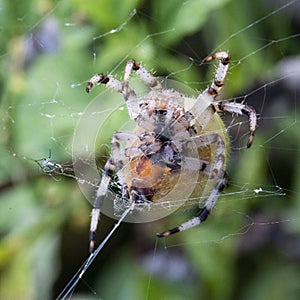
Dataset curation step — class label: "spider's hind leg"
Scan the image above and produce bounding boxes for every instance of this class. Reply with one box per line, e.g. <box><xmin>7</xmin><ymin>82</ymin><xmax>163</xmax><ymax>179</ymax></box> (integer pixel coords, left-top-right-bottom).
<box><xmin>157</xmin><ymin>132</ymin><xmax>228</xmax><ymax>238</ymax></box>
<box><xmin>90</xmin><ymin>157</ymin><xmax>115</xmax><ymax>253</ymax></box>
<box><xmin>156</xmin><ymin>173</ymin><xmax>227</xmax><ymax>237</ymax></box>
<box><xmin>90</xmin><ymin>130</ymin><xmax>138</xmax><ymax>252</ymax></box>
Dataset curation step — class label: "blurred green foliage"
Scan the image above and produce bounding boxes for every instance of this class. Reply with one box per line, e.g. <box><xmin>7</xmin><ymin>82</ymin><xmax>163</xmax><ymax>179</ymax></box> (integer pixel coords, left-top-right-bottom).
<box><xmin>0</xmin><ymin>0</ymin><xmax>300</xmax><ymax>299</ymax></box>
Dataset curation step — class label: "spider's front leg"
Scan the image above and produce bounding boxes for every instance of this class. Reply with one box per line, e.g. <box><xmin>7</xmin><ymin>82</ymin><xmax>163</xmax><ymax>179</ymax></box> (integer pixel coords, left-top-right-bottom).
<box><xmin>193</xmin><ymin>52</ymin><xmax>257</xmax><ymax>147</ymax></box>
<box><xmin>191</xmin><ymin>52</ymin><xmax>230</xmax><ymax>125</ymax></box>
<box><xmin>211</xmin><ymin>101</ymin><xmax>257</xmax><ymax>148</ymax></box>
<box><xmin>85</xmin><ymin>72</ymin><xmax>140</xmax><ymax>120</ymax></box>
<box><xmin>204</xmin><ymin>51</ymin><xmax>230</xmax><ymax>97</ymax></box>
<box><xmin>204</xmin><ymin>52</ymin><xmax>257</xmax><ymax>147</ymax></box>
<box><xmin>124</xmin><ymin>59</ymin><xmax>162</xmax><ymax>90</ymax></box>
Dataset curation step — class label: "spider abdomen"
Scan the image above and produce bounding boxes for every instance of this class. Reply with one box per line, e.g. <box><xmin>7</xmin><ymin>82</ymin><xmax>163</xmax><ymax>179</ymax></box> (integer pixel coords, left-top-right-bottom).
<box><xmin>123</xmin><ymin>136</ymin><xmax>181</xmax><ymax>203</ymax></box>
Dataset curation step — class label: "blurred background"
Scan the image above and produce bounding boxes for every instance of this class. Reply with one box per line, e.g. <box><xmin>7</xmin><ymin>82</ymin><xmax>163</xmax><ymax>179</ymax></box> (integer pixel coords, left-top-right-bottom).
<box><xmin>1</xmin><ymin>0</ymin><xmax>300</xmax><ymax>299</ymax></box>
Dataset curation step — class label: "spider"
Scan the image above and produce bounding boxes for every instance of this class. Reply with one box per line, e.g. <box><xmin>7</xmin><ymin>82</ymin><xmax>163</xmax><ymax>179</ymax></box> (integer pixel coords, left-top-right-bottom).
<box><xmin>30</xmin><ymin>150</ymin><xmax>63</xmax><ymax>175</ymax></box>
<box><xmin>86</xmin><ymin>52</ymin><xmax>257</xmax><ymax>253</ymax></box>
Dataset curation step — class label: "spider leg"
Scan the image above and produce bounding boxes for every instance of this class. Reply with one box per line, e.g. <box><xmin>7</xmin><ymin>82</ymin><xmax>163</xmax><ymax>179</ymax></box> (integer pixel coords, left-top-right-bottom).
<box><xmin>125</xmin><ymin>59</ymin><xmax>162</xmax><ymax>90</ymax></box>
<box><xmin>90</xmin><ymin>157</ymin><xmax>114</xmax><ymax>253</ymax></box>
<box><xmin>191</xmin><ymin>133</ymin><xmax>226</xmax><ymax>178</ymax></box>
<box><xmin>86</xmin><ymin>73</ymin><xmax>141</xmax><ymax>120</ymax></box>
<box><xmin>191</xmin><ymin>51</ymin><xmax>256</xmax><ymax>147</ymax></box>
<box><xmin>157</xmin><ymin>133</ymin><xmax>227</xmax><ymax>237</ymax></box>
<box><xmin>204</xmin><ymin>52</ymin><xmax>230</xmax><ymax>97</ymax></box>
<box><xmin>156</xmin><ymin>173</ymin><xmax>227</xmax><ymax>237</ymax></box>
<box><xmin>89</xmin><ymin>131</ymin><xmax>139</xmax><ymax>253</ymax></box>
<box><xmin>211</xmin><ymin>101</ymin><xmax>257</xmax><ymax>148</ymax></box>
<box><xmin>183</xmin><ymin>157</ymin><xmax>216</xmax><ymax>177</ymax></box>
<box><xmin>124</xmin><ymin>59</ymin><xmax>163</xmax><ymax>129</ymax></box>
<box><xmin>111</xmin><ymin>131</ymin><xmax>142</xmax><ymax>183</ymax></box>
<box><xmin>112</xmin><ymin>131</ymin><xmax>139</xmax><ymax>160</ymax></box>
<box><xmin>86</xmin><ymin>73</ymin><xmax>121</xmax><ymax>94</ymax></box>
<box><xmin>175</xmin><ymin>132</ymin><xmax>226</xmax><ymax>178</ymax></box>
<box><xmin>190</xmin><ymin>52</ymin><xmax>230</xmax><ymax>126</ymax></box>
<box><xmin>85</xmin><ymin>60</ymin><xmax>162</xmax><ymax>121</ymax></box>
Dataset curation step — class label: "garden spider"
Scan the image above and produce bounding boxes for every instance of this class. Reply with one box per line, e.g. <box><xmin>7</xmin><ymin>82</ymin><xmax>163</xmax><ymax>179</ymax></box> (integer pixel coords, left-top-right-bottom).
<box><xmin>86</xmin><ymin>52</ymin><xmax>257</xmax><ymax>253</ymax></box>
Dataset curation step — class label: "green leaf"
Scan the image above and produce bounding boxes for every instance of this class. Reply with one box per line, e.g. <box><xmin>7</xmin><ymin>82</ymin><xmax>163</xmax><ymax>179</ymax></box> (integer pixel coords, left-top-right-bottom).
<box><xmin>153</xmin><ymin>0</ymin><xmax>231</xmax><ymax>46</ymax></box>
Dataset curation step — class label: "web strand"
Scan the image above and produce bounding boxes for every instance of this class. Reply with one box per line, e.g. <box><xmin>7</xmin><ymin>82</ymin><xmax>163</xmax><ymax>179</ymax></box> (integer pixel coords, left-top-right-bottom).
<box><xmin>56</xmin><ymin>202</ymin><xmax>135</xmax><ymax>300</ymax></box>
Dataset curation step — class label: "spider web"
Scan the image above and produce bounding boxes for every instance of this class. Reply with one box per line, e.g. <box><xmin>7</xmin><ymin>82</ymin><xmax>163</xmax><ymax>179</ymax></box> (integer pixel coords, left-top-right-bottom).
<box><xmin>1</xmin><ymin>0</ymin><xmax>300</xmax><ymax>299</ymax></box>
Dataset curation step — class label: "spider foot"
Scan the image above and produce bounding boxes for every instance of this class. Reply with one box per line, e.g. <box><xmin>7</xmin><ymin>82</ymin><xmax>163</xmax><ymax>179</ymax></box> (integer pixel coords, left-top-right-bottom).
<box><xmin>247</xmin><ymin>129</ymin><xmax>255</xmax><ymax>148</ymax></box>
<box><xmin>156</xmin><ymin>227</ymin><xmax>180</xmax><ymax>238</ymax></box>
<box><xmin>203</xmin><ymin>52</ymin><xmax>230</xmax><ymax>64</ymax></box>
<box><xmin>89</xmin><ymin>231</ymin><xmax>96</xmax><ymax>253</ymax></box>
<box><xmin>86</xmin><ymin>74</ymin><xmax>110</xmax><ymax>93</ymax></box>
<box><xmin>157</xmin><ymin>207</ymin><xmax>210</xmax><ymax>238</ymax></box>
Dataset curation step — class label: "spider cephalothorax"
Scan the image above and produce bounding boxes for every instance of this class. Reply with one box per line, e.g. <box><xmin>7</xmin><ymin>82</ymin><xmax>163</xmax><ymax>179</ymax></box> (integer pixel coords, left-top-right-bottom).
<box><xmin>86</xmin><ymin>53</ymin><xmax>257</xmax><ymax>253</ymax></box>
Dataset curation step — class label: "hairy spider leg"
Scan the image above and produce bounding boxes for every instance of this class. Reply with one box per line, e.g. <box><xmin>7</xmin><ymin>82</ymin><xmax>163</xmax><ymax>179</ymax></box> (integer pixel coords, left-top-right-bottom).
<box><xmin>86</xmin><ymin>73</ymin><xmax>141</xmax><ymax>120</ymax></box>
<box><xmin>125</xmin><ymin>59</ymin><xmax>162</xmax><ymax>90</ymax></box>
<box><xmin>89</xmin><ymin>131</ymin><xmax>141</xmax><ymax>253</ymax></box>
<box><xmin>90</xmin><ymin>158</ymin><xmax>114</xmax><ymax>253</ymax></box>
<box><xmin>157</xmin><ymin>52</ymin><xmax>256</xmax><ymax>237</ymax></box>
<box><xmin>189</xmin><ymin>52</ymin><xmax>230</xmax><ymax>136</ymax></box>
<box><xmin>156</xmin><ymin>175</ymin><xmax>227</xmax><ymax>237</ymax></box>
<box><xmin>210</xmin><ymin>101</ymin><xmax>256</xmax><ymax>148</ymax></box>
<box><xmin>173</xmin><ymin>132</ymin><xmax>226</xmax><ymax>178</ymax></box>
<box><xmin>192</xmin><ymin>133</ymin><xmax>226</xmax><ymax>179</ymax></box>
<box><xmin>191</xmin><ymin>52</ymin><xmax>256</xmax><ymax>148</ymax></box>
<box><xmin>157</xmin><ymin>133</ymin><xmax>227</xmax><ymax>237</ymax></box>
<box><xmin>87</xmin><ymin>62</ymin><xmax>164</xmax><ymax>252</ymax></box>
